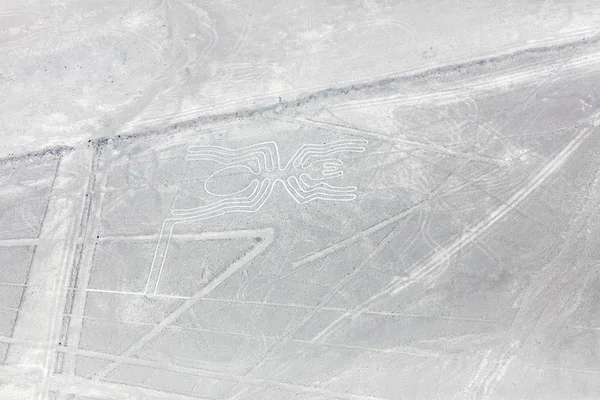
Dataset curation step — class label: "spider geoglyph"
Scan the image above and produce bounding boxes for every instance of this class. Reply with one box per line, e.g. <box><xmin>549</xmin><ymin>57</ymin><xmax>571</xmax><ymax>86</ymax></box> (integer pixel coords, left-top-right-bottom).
<box><xmin>145</xmin><ymin>139</ymin><xmax>367</xmax><ymax>295</ymax></box>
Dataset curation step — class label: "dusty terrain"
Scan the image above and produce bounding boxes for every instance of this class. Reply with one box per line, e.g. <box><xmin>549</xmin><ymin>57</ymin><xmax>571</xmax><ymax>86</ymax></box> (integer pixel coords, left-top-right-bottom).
<box><xmin>1</xmin><ymin>1</ymin><xmax>600</xmax><ymax>399</ymax></box>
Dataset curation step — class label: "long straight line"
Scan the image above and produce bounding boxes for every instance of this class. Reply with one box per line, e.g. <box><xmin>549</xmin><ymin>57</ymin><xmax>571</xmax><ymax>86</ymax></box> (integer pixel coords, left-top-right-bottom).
<box><xmin>54</xmin><ymin>346</ymin><xmax>388</xmax><ymax>400</ymax></box>
<box><xmin>95</xmin><ymin>228</ymin><xmax>275</xmax><ymax>379</ymax></box>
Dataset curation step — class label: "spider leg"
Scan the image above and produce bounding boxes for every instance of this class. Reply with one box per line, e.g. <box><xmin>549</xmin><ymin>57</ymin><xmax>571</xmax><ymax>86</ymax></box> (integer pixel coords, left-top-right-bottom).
<box><xmin>303</xmin><ymin>158</ymin><xmax>343</xmax><ymax>169</ymax></box>
<box><xmin>299</xmin><ymin>173</ymin><xmax>357</xmax><ymax>192</ymax></box>
<box><xmin>302</xmin><ymin>159</ymin><xmax>345</xmax><ymax>179</ymax></box>
<box><xmin>297</xmin><ymin>145</ymin><xmax>366</xmax><ymax>169</ymax></box>
<box><xmin>185</xmin><ymin>152</ymin><xmax>267</xmax><ymax>171</ymax></box>
<box><xmin>288</xmin><ymin>140</ymin><xmax>367</xmax><ymax>168</ymax></box>
<box><xmin>172</xmin><ymin>179</ymin><xmax>271</xmax><ymax>220</ymax></box>
<box><xmin>284</xmin><ymin>176</ymin><xmax>357</xmax><ymax>204</ymax></box>
<box><xmin>187</xmin><ymin>142</ymin><xmax>280</xmax><ymax>171</ymax></box>
<box><xmin>171</xmin><ymin>179</ymin><xmax>261</xmax><ymax>216</ymax></box>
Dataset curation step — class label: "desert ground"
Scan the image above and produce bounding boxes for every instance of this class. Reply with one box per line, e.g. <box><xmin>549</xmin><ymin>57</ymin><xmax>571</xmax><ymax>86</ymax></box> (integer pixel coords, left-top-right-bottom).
<box><xmin>1</xmin><ymin>1</ymin><xmax>600</xmax><ymax>399</ymax></box>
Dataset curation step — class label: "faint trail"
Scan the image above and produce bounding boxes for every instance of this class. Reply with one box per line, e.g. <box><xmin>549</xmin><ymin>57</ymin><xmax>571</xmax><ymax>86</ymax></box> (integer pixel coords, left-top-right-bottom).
<box><xmin>0</xmin><ymin>364</ymin><xmax>44</xmax><ymax>394</ymax></box>
<box><xmin>457</xmin><ymin>343</ymin><xmax>519</xmax><ymax>400</ymax></box>
<box><xmin>60</xmin><ymin>148</ymin><xmax>112</xmax><ymax>379</ymax></box>
<box><xmin>499</xmin><ymin>44</ymin><xmax>582</xmax><ymax>145</ymax></box>
<box><xmin>0</xmin><ymin>336</ymin><xmax>48</xmax><ymax>347</ymax></box>
<box><xmin>303</xmin><ymin>0</ymin><xmax>314</xmax><ymax>54</ymax></box>
<box><xmin>179</xmin><ymin>0</ymin><xmax>219</xmax><ymax>59</ymax></box>
<box><xmin>120</xmin><ymin>89</ymin><xmax>290</xmax><ymax>131</ymax></box>
<box><xmin>0</xmin><ymin>27</ymin><xmax>73</xmax><ymax>53</ymax></box>
<box><xmin>0</xmin><ymin>238</ymin><xmax>39</xmax><ymax>247</ymax></box>
<box><xmin>292</xmin><ymin>178</ymin><xmax>471</xmax><ymax>268</ymax></box>
<box><xmin>459</xmin><ymin>130</ymin><xmax>600</xmax><ymax>399</ymax></box>
<box><xmin>362</xmin><ymin>0</ymin><xmax>393</xmax><ymax>40</ymax></box>
<box><xmin>113</xmin><ymin>33</ymin><xmax>600</xmax><ymax>141</ymax></box>
<box><xmin>304</xmin><ymin>122</ymin><xmax>596</xmax><ymax>348</ymax></box>
<box><xmin>55</xmin><ymin>346</ymin><xmax>388</xmax><ymax>400</ymax></box>
<box><xmin>333</xmin><ymin>48</ymin><xmax>600</xmax><ymax>112</ymax></box>
<box><xmin>94</xmin><ymin>228</ymin><xmax>274</xmax><ymax>379</ymax></box>
<box><xmin>0</xmin><ymin>10</ymin><xmax>55</xmax><ymax>18</ymax></box>
<box><xmin>251</xmin><ymin>121</ymin><xmax>596</xmax><ymax>399</ymax></box>
<box><xmin>224</xmin><ymin>174</ymin><xmax>478</xmax><ymax>399</ymax></box>
<box><xmin>198</xmin><ymin>19</ymin><xmax>219</xmax><ymax>59</ymax></box>
<box><xmin>94</xmin><ymin>230</ymin><xmax>269</xmax><ymax>243</ymax></box>
<box><xmin>362</xmin><ymin>0</ymin><xmax>417</xmax><ymax>45</ymax></box>
<box><xmin>239</xmin><ymin>116</ymin><xmax>506</xmax><ymax>398</ymax></box>
<box><xmin>61</xmin><ymin>312</ymin><xmax>440</xmax><ymax>358</ymax></box>
<box><xmin>224</xmin><ymin>0</ymin><xmax>254</xmax><ymax>65</ymax></box>
<box><xmin>2</xmin><ymin>148</ymin><xmax>92</xmax><ymax>400</ymax></box>
<box><xmin>125</xmin><ymin>40</ymin><xmax>599</xmax><ymax>132</ymax></box>
<box><xmin>223</xmin><ymin>221</ymin><xmax>408</xmax><ymax>399</ymax></box>
<box><xmin>537</xmin><ymin>366</ymin><xmax>600</xmax><ymax>375</ymax></box>
<box><xmin>436</xmin><ymin>199</ymin><xmax>509</xmax><ymax>273</ymax></box>
<box><xmin>279</xmin><ymin>117</ymin><xmax>505</xmax><ymax>166</ymax></box>
<box><xmin>63</xmin><ymin>299</ymin><xmax>497</xmax><ymax>327</ymax></box>
<box><xmin>107</xmin><ymin>28</ymin><xmax>166</xmax><ymax>67</ymax></box>
<box><xmin>49</xmin><ymin>372</ymin><xmax>209</xmax><ymax>400</ymax></box>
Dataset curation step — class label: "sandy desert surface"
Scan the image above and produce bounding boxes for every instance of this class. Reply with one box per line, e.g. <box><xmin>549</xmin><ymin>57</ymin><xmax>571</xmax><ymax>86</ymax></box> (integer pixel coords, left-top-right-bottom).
<box><xmin>2</xmin><ymin>1</ymin><xmax>600</xmax><ymax>399</ymax></box>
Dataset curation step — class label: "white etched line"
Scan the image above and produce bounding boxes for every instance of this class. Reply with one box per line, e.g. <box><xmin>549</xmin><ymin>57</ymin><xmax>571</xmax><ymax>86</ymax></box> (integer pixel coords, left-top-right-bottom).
<box><xmin>96</xmin><ymin>228</ymin><xmax>275</xmax><ymax>380</ymax></box>
<box><xmin>308</xmin><ymin>125</ymin><xmax>595</xmax><ymax>345</ymax></box>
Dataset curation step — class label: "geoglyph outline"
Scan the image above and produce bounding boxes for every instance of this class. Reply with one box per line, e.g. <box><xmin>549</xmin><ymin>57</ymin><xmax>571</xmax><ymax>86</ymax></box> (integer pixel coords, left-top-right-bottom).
<box><xmin>144</xmin><ymin>139</ymin><xmax>368</xmax><ymax>295</ymax></box>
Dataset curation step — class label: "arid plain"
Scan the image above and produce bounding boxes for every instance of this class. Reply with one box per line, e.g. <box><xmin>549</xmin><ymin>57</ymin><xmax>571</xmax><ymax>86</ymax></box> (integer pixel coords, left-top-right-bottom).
<box><xmin>1</xmin><ymin>1</ymin><xmax>600</xmax><ymax>399</ymax></box>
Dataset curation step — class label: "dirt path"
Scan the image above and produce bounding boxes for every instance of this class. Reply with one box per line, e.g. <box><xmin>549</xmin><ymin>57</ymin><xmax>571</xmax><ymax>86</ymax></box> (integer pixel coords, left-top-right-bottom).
<box><xmin>3</xmin><ymin>147</ymin><xmax>94</xmax><ymax>400</ymax></box>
